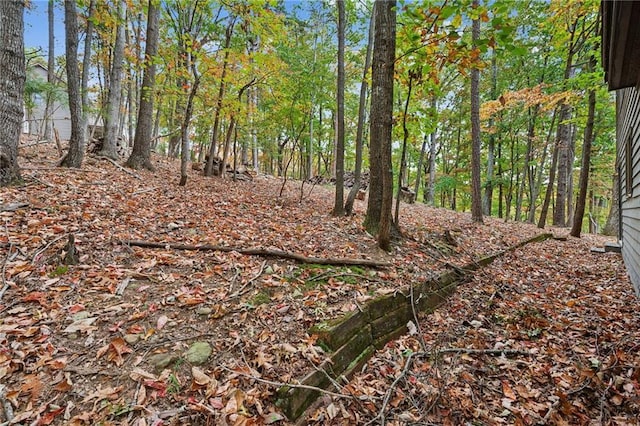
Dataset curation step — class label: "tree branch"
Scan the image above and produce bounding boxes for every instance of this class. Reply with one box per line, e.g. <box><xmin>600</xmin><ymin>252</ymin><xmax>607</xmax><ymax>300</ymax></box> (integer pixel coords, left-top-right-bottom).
<box><xmin>119</xmin><ymin>239</ymin><xmax>391</xmax><ymax>268</ymax></box>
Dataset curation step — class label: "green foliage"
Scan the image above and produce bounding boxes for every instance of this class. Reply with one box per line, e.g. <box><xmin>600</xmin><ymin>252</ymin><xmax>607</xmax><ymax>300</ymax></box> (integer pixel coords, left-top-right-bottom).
<box><xmin>49</xmin><ymin>265</ymin><xmax>69</xmax><ymax>277</ymax></box>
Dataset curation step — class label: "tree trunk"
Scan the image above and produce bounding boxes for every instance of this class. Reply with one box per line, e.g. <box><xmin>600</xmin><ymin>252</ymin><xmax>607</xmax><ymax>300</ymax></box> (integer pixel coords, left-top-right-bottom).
<box><xmin>394</xmin><ymin>73</ymin><xmax>413</xmax><ymax>225</ymax></box>
<box><xmin>62</xmin><ymin>0</ymin><xmax>85</xmax><ymax>168</ymax></box>
<box><xmin>528</xmin><ymin>109</ymin><xmax>556</xmax><ymax>223</ymax></box>
<box><xmin>345</xmin><ymin>2</ymin><xmax>374</xmax><ymax>215</ymax></box>
<box><xmin>570</xmin><ymin>59</ymin><xmax>597</xmax><ymax>238</ymax></box>
<box><xmin>44</xmin><ymin>0</ymin><xmax>55</xmax><ymax>141</ymax></box>
<box><xmin>81</xmin><ymin>0</ymin><xmax>95</xmax><ymax>123</ymax></box>
<box><xmin>538</xmin><ymin>139</ymin><xmax>559</xmax><ymax>229</ymax></box>
<box><xmin>483</xmin><ymin>52</ymin><xmax>497</xmax><ymax>216</ymax></box>
<box><xmin>179</xmin><ymin>73</ymin><xmax>199</xmax><ymax>186</ymax></box>
<box><xmin>428</xmin><ymin>118</ymin><xmax>437</xmax><ymax>204</ymax></box>
<box><xmin>603</xmin><ymin>172</ymin><xmax>619</xmax><ymax>237</ymax></box>
<box><xmin>0</xmin><ymin>0</ymin><xmax>24</xmax><ymax>185</ymax></box>
<box><xmin>516</xmin><ymin>105</ymin><xmax>538</xmax><ymax>222</ymax></box>
<box><xmin>414</xmin><ymin>133</ymin><xmax>427</xmax><ymax>202</ymax></box>
<box><xmin>126</xmin><ymin>0</ymin><xmax>159</xmax><ymax>171</ymax></box>
<box><xmin>553</xmin><ymin>103</ymin><xmax>572</xmax><ymax>226</ymax></box>
<box><xmin>364</xmin><ymin>0</ymin><xmax>396</xmax><ymax>250</ymax></box>
<box><xmin>332</xmin><ymin>0</ymin><xmax>346</xmax><ymax>216</ymax></box>
<box><xmin>206</xmin><ymin>19</ymin><xmax>235</xmax><ymax>177</ymax></box>
<box><xmin>100</xmin><ymin>0</ymin><xmax>126</xmax><ymax>160</ymax></box>
<box><xmin>470</xmin><ymin>0</ymin><xmax>483</xmax><ymax>223</ymax></box>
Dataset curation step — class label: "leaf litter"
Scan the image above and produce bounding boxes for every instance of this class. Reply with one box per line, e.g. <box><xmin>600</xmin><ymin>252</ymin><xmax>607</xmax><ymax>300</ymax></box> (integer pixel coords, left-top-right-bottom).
<box><xmin>0</xmin><ymin>141</ymin><xmax>637</xmax><ymax>424</ymax></box>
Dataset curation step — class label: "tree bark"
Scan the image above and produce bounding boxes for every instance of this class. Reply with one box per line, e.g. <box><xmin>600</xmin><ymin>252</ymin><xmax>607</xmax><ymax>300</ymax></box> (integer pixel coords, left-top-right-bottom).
<box><xmin>483</xmin><ymin>52</ymin><xmax>497</xmax><ymax>216</ymax></box>
<box><xmin>332</xmin><ymin>0</ymin><xmax>346</xmax><ymax>216</ymax></box>
<box><xmin>205</xmin><ymin>19</ymin><xmax>235</xmax><ymax>177</ymax></box>
<box><xmin>395</xmin><ymin>73</ymin><xmax>413</xmax><ymax>225</ymax></box>
<box><xmin>0</xmin><ymin>0</ymin><xmax>25</xmax><ymax>185</ymax></box>
<box><xmin>120</xmin><ymin>239</ymin><xmax>391</xmax><ymax>268</ymax></box>
<box><xmin>44</xmin><ymin>0</ymin><xmax>55</xmax><ymax>142</ymax></box>
<box><xmin>414</xmin><ymin>133</ymin><xmax>427</xmax><ymax>202</ymax></box>
<box><xmin>61</xmin><ymin>0</ymin><xmax>85</xmax><ymax>168</ymax></box>
<box><xmin>126</xmin><ymin>0</ymin><xmax>159</xmax><ymax>171</ymax></box>
<box><xmin>179</xmin><ymin>70</ymin><xmax>199</xmax><ymax>186</ymax></box>
<box><xmin>470</xmin><ymin>0</ymin><xmax>483</xmax><ymax>223</ymax></box>
<box><xmin>81</xmin><ymin>0</ymin><xmax>95</xmax><ymax>124</ymax></box>
<box><xmin>100</xmin><ymin>0</ymin><xmax>126</xmax><ymax>160</ymax></box>
<box><xmin>345</xmin><ymin>2</ymin><xmax>374</xmax><ymax>215</ymax></box>
<box><xmin>603</xmin><ymin>173</ymin><xmax>619</xmax><ymax>237</ymax></box>
<box><xmin>570</xmin><ymin>60</ymin><xmax>596</xmax><ymax>237</ymax></box>
<box><xmin>365</xmin><ymin>0</ymin><xmax>396</xmax><ymax>250</ymax></box>
<box><xmin>538</xmin><ymin>139</ymin><xmax>559</xmax><ymax>229</ymax></box>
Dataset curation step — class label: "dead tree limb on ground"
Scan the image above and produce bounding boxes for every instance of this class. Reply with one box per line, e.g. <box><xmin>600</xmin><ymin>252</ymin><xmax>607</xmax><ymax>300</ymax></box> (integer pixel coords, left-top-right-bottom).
<box><xmin>119</xmin><ymin>239</ymin><xmax>391</xmax><ymax>268</ymax></box>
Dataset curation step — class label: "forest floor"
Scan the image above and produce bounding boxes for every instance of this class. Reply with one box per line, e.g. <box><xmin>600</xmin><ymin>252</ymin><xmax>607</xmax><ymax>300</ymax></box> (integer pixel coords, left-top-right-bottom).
<box><xmin>0</xmin><ymin>140</ymin><xmax>638</xmax><ymax>425</ymax></box>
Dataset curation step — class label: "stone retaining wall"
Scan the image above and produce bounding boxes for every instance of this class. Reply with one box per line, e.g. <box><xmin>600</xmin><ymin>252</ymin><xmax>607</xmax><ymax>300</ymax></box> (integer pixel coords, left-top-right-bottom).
<box><xmin>276</xmin><ymin>233</ymin><xmax>553</xmax><ymax>420</ymax></box>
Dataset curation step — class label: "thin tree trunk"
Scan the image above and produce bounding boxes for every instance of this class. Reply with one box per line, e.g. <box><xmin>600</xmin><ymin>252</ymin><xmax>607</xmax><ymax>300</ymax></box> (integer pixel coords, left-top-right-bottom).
<box><xmin>345</xmin><ymin>2</ymin><xmax>374</xmax><ymax>215</ymax></box>
<box><xmin>179</xmin><ymin>72</ymin><xmax>199</xmax><ymax>186</ymax></box>
<box><xmin>61</xmin><ymin>0</ymin><xmax>85</xmax><ymax>168</ymax></box>
<box><xmin>570</xmin><ymin>58</ymin><xmax>597</xmax><ymax>237</ymax></box>
<box><xmin>81</xmin><ymin>0</ymin><xmax>94</xmax><ymax>126</ymax></box>
<box><xmin>44</xmin><ymin>0</ymin><xmax>55</xmax><ymax>141</ymax></box>
<box><xmin>394</xmin><ymin>73</ymin><xmax>413</xmax><ymax>225</ymax></box>
<box><xmin>100</xmin><ymin>0</ymin><xmax>126</xmax><ymax>160</ymax></box>
<box><xmin>414</xmin><ymin>133</ymin><xmax>428</xmax><ymax>201</ymax></box>
<box><xmin>603</xmin><ymin>172</ymin><xmax>619</xmax><ymax>237</ymax></box>
<box><xmin>428</xmin><ymin>118</ymin><xmax>437</xmax><ymax>204</ymax></box>
<box><xmin>332</xmin><ymin>0</ymin><xmax>346</xmax><ymax>216</ymax></box>
<box><xmin>483</xmin><ymin>52</ymin><xmax>497</xmax><ymax>215</ymax></box>
<box><xmin>470</xmin><ymin>0</ymin><xmax>483</xmax><ymax>223</ymax></box>
<box><xmin>538</xmin><ymin>139</ymin><xmax>560</xmax><ymax>229</ymax></box>
<box><xmin>206</xmin><ymin>19</ymin><xmax>235</xmax><ymax>177</ymax></box>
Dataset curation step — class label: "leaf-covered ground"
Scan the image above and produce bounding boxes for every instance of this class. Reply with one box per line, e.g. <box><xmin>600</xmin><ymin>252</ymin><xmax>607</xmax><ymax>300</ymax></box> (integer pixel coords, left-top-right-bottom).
<box><xmin>0</xmin><ymin>141</ymin><xmax>638</xmax><ymax>425</ymax></box>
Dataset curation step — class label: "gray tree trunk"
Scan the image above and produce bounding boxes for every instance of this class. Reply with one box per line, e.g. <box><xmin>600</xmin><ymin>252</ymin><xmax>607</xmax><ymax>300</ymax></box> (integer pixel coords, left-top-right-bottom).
<box><xmin>61</xmin><ymin>0</ymin><xmax>85</xmax><ymax>168</ymax></box>
<box><xmin>345</xmin><ymin>2</ymin><xmax>375</xmax><ymax>215</ymax></box>
<box><xmin>100</xmin><ymin>0</ymin><xmax>126</xmax><ymax>160</ymax></box>
<box><xmin>332</xmin><ymin>0</ymin><xmax>346</xmax><ymax>216</ymax></box>
<box><xmin>0</xmin><ymin>0</ymin><xmax>25</xmax><ymax>185</ymax></box>
<box><xmin>570</xmin><ymin>56</ymin><xmax>597</xmax><ymax>238</ymax></box>
<box><xmin>603</xmin><ymin>173</ymin><xmax>619</xmax><ymax>237</ymax></box>
<box><xmin>81</xmin><ymin>0</ymin><xmax>94</xmax><ymax>123</ymax></box>
<box><xmin>44</xmin><ymin>0</ymin><xmax>55</xmax><ymax>141</ymax></box>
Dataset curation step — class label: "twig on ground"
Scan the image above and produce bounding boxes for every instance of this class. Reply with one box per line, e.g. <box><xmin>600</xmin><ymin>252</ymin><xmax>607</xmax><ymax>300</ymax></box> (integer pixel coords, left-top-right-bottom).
<box><xmin>0</xmin><ymin>223</ymin><xmax>15</xmax><ymax>302</ymax></box>
<box><xmin>229</xmin><ymin>260</ymin><xmax>267</xmax><ymax>298</ymax></box>
<box><xmin>95</xmin><ymin>155</ymin><xmax>142</xmax><ymax>180</ymax></box>
<box><xmin>31</xmin><ymin>234</ymin><xmax>67</xmax><ymax>264</ymax></box>
<box><xmin>218</xmin><ymin>365</ymin><xmax>353</xmax><ymax>400</ymax></box>
<box><xmin>0</xmin><ymin>202</ymin><xmax>30</xmax><ymax>212</ymax></box>
<box><xmin>409</xmin><ymin>281</ymin><xmax>428</xmax><ymax>352</ymax></box>
<box><xmin>132</xmin><ymin>187</ymin><xmax>158</xmax><ymax>195</ymax></box>
<box><xmin>434</xmin><ymin>347</ymin><xmax>532</xmax><ymax>357</ymax></box>
<box><xmin>367</xmin><ymin>351</ymin><xmax>418</xmax><ymax>426</ymax></box>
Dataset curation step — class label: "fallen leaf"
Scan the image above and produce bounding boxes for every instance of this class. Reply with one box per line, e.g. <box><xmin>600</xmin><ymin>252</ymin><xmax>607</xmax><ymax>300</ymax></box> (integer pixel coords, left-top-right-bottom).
<box><xmin>191</xmin><ymin>366</ymin><xmax>211</xmax><ymax>385</ymax></box>
<box><xmin>157</xmin><ymin>315</ymin><xmax>169</xmax><ymax>330</ymax></box>
<box><xmin>64</xmin><ymin>317</ymin><xmax>98</xmax><ymax>334</ymax></box>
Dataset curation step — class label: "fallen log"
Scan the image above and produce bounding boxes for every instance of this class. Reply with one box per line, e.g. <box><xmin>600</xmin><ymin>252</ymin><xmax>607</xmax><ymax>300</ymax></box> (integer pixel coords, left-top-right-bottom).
<box><xmin>119</xmin><ymin>240</ymin><xmax>391</xmax><ymax>268</ymax></box>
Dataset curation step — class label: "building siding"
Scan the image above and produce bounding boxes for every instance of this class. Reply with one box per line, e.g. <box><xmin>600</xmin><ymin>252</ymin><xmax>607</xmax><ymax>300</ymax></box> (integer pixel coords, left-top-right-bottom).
<box><xmin>617</xmin><ymin>86</ymin><xmax>640</xmax><ymax>294</ymax></box>
<box><xmin>23</xmin><ymin>65</ymin><xmax>72</xmax><ymax>140</ymax></box>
